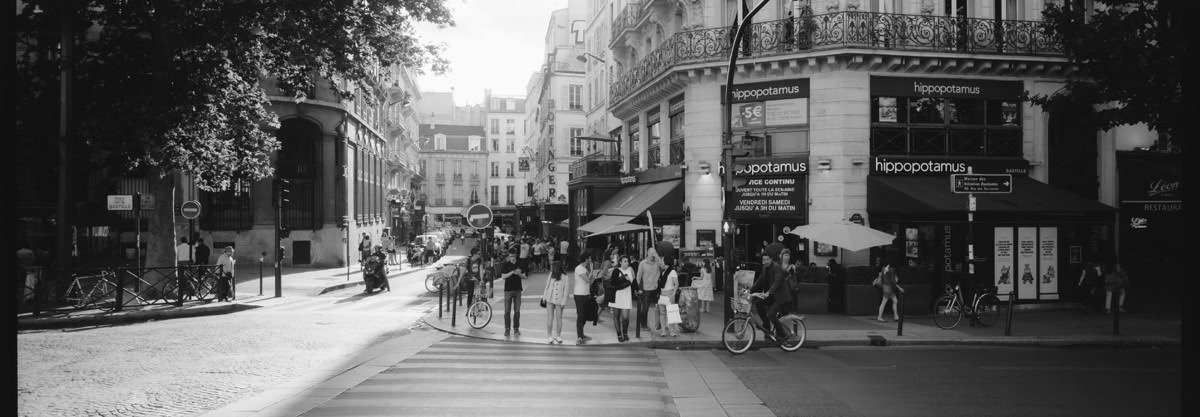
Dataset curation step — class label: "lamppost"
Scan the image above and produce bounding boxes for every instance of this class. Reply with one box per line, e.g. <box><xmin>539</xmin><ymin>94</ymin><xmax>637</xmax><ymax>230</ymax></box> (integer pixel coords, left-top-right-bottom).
<box><xmin>723</xmin><ymin>0</ymin><xmax>772</xmax><ymax>325</ymax></box>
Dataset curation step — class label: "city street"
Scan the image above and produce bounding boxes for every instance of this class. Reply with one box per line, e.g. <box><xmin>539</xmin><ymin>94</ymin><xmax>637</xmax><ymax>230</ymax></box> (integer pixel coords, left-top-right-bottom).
<box><xmin>719</xmin><ymin>345</ymin><xmax>1182</xmax><ymax>417</ymax></box>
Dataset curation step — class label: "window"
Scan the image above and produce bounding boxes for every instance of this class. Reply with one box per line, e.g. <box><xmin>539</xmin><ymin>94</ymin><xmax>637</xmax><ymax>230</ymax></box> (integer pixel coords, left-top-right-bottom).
<box><xmin>569</xmin><ymin>84</ymin><xmax>583</xmax><ymax>110</ymax></box>
<box><xmin>506</xmin><ymin>99</ymin><xmax>516</xmax><ymax>110</ymax></box>
<box><xmin>434</xmin><ymin>134</ymin><xmax>446</xmax><ymax>150</ymax></box>
<box><xmin>627</xmin><ymin>119</ymin><xmax>640</xmax><ymax>170</ymax></box>
<box><xmin>870</xmin><ymin>96</ymin><xmax>1021</xmax><ymax>157</ymax></box>
<box><xmin>506</xmin><ymin>185</ymin><xmax>515</xmax><ymax>205</ymax></box>
<box><xmin>491</xmin><ymin>162</ymin><xmax>499</xmax><ymax>177</ymax></box>
<box><xmin>472</xmin><ymin>161</ymin><xmax>480</xmax><ymax>178</ymax></box>
<box><xmin>437</xmin><ymin>160</ymin><xmax>445</xmax><ymax>179</ymax></box>
<box><xmin>492</xmin><ymin>139</ymin><xmax>500</xmax><ymax>152</ymax></box>
<box><xmin>435</xmin><ymin>184</ymin><xmax>445</xmax><ymax>205</ymax></box>
<box><xmin>490</xmin><ymin>186</ymin><xmax>499</xmax><ymax>205</ymax></box>
<box><xmin>453</xmin><ymin>160</ymin><xmax>462</xmax><ymax>177</ymax></box>
<box><xmin>507</xmin><ymin>139</ymin><xmax>515</xmax><ymax>153</ymax></box>
<box><xmin>669</xmin><ymin>101</ymin><xmax>685</xmax><ymax>165</ymax></box>
<box><xmin>647</xmin><ymin>111</ymin><xmax>661</xmax><ymax>169</ymax></box>
<box><xmin>506</xmin><ymin>119</ymin><xmax>515</xmax><ymax>134</ymax></box>
<box><xmin>419</xmin><ymin>159</ymin><xmax>426</xmax><ymax>176</ymax></box>
<box><xmin>470</xmin><ymin>187</ymin><xmax>480</xmax><ymax>204</ymax></box>
<box><xmin>507</xmin><ymin>162</ymin><xmax>515</xmax><ymax>177</ymax></box>
<box><xmin>490</xmin><ymin>119</ymin><xmax>500</xmax><ymax>134</ymax></box>
<box><xmin>570</xmin><ymin>128</ymin><xmax>584</xmax><ymax>156</ymax></box>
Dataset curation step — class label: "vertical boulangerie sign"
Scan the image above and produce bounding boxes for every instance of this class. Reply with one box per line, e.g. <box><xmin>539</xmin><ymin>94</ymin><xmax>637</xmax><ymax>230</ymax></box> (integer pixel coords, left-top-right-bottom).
<box><xmin>1016</xmin><ymin>227</ymin><xmax>1038</xmax><ymax>300</ymax></box>
<box><xmin>1038</xmin><ymin>227</ymin><xmax>1058</xmax><ymax>300</ymax></box>
<box><xmin>993</xmin><ymin>227</ymin><xmax>1014</xmax><ymax>300</ymax></box>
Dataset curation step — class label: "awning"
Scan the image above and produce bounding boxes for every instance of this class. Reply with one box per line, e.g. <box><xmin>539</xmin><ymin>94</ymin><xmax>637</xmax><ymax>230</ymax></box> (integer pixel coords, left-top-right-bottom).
<box><xmin>578</xmin><ymin>215</ymin><xmax>634</xmax><ymax>234</ymax></box>
<box><xmin>584</xmin><ymin>222</ymin><xmax>652</xmax><ymax>239</ymax></box>
<box><xmin>593</xmin><ymin>180</ymin><xmax>684</xmax><ymax>217</ymax></box>
<box><xmin>868</xmin><ymin>176</ymin><xmax>1116</xmax><ymax>221</ymax></box>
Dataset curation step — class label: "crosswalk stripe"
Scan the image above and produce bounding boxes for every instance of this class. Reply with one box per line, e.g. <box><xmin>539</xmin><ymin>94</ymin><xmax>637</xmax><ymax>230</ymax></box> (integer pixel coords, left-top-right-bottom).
<box><xmin>300</xmin><ymin>336</ymin><xmax>676</xmax><ymax>417</ymax></box>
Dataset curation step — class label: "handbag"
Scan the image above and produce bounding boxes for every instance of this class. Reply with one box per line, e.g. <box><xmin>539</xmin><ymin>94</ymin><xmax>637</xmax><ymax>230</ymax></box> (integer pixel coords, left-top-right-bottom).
<box><xmin>666</xmin><ymin>304</ymin><xmax>682</xmax><ymax>324</ymax></box>
<box><xmin>540</xmin><ymin>298</ymin><xmax>547</xmax><ymax>308</ymax></box>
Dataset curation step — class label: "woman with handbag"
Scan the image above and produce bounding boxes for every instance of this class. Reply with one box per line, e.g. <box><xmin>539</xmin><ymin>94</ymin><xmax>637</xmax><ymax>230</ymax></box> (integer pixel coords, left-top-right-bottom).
<box><xmin>607</xmin><ymin>255</ymin><xmax>635</xmax><ymax>342</ymax></box>
<box><xmin>657</xmin><ymin>254</ymin><xmax>681</xmax><ymax>337</ymax></box>
<box><xmin>875</xmin><ymin>263</ymin><xmax>901</xmax><ymax>322</ymax></box>
<box><xmin>541</xmin><ymin>246</ymin><xmax>569</xmax><ymax>344</ymax></box>
<box><xmin>572</xmin><ymin>252</ymin><xmax>597</xmax><ymax>345</ymax></box>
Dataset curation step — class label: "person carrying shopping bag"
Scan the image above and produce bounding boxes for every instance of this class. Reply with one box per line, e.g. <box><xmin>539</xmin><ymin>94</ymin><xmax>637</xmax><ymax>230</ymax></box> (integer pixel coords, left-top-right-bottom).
<box><xmin>657</xmin><ymin>250</ymin><xmax>681</xmax><ymax>338</ymax></box>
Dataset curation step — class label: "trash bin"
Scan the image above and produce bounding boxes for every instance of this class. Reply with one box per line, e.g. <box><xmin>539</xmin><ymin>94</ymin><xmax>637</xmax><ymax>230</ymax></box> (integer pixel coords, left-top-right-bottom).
<box><xmin>677</xmin><ymin>286</ymin><xmax>700</xmax><ymax>333</ymax></box>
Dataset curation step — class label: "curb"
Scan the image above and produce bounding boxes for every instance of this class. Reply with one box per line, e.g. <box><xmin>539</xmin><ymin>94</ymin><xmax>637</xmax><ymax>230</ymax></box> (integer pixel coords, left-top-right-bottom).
<box><xmin>17</xmin><ymin>303</ymin><xmax>262</xmax><ymax>331</ymax></box>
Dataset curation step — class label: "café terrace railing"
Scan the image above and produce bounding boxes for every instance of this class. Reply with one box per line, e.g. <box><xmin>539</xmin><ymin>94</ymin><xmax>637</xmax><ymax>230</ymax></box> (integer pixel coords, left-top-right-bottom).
<box><xmin>610</xmin><ymin>11</ymin><xmax>1062</xmax><ymax>103</ymax></box>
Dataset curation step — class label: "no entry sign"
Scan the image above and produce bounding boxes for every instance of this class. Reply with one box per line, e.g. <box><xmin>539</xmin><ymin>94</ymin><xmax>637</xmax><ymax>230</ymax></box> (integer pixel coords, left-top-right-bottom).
<box><xmin>466</xmin><ymin>204</ymin><xmax>493</xmax><ymax>229</ymax></box>
<box><xmin>181</xmin><ymin>200</ymin><xmax>202</xmax><ymax>219</ymax></box>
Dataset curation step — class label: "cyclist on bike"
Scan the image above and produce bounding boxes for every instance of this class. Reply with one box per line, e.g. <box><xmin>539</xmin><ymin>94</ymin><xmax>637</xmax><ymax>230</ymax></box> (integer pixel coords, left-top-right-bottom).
<box><xmin>750</xmin><ymin>243</ymin><xmax>793</xmax><ymax>340</ymax></box>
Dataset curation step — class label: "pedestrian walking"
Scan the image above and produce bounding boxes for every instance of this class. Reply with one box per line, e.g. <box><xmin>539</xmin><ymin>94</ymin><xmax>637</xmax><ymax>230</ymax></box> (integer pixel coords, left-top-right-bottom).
<box><xmin>827</xmin><ymin>258</ymin><xmax>845</xmax><ymax>313</ymax></box>
<box><xmin>500</xmin><ymin>251</ymin><xmax>526</xmax><ymax>337</ymax></box>
<box><xmin>559</xmin><ymin>239</ymin><xmax>570</xmax><ymax>260</ymax></box>
<box><xmin>635</xmin><ymin>248</ymin><xmax>662</xmax><ymax>333</ymax></box>
<box><xmin>541</xmin><ymin>247</ymin><xmax>569</xmax><ymax>344</ymax></box>
<box><xmin>215</xmin><ymin>246</ymin><xmax>236</xmax><ymax>302</ymax></box>
<box><xmin>176</xmin><ymin>237</ymin><xmax>193</xmax><ymax>266</ymax></box>
<box><xmin>573</xmin><ymin>252</ymin><xmax>598</xmax><ymax>345</ymax></box>
<box><xmin>874</xmin><ymin>263</ymin><xmax>902</xmax><ymax>322</ymax></box>
<box><xmin>607</xmin><ymin>255</ymin><xmax>635</xmax><ymax>342</ymax></box>
<box><xmin>383</xmin><ymin>233</ymin><xmax>396</xmax><ymax>265</ymax></box>
<box><xmin>693</xmin><ymin>259</ymin><xmax>714</xmax><ymax>313</ymax></box>
<box><xmin>194</xmin><ymin>238</ymin><xmax>211</xmax><ymax>266</ymax></box>
<box><xmin>657</xmin><ymin>251</ymin><xmax>681</xmax><ymax>337</ymax></box>
<box><xmin>518</xmin><ymin>239</ymin><xmax>532</xmax><ymax>274</ymax></box>
<box><xmin>1103</xmin><ymin>262</ymin><xmax>1129</xmax><ymax>314</ymax></box>
<box><xmin>1077</xmin><ymin>260</ymin><xmax>1103</xmax><ymax>313</ymax></box>
<box><xmin>357</xmin><ymin>233</ymin><xmax>372</xmax><ymax>265</ymax></box>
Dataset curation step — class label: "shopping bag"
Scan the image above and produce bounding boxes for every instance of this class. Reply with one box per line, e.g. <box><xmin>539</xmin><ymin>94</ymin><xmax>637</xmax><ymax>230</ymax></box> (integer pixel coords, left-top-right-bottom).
<box><xmin>658</xmin><ymin>294</ymin><xmax>671</xmax><ymax>305</ymax></box>
<box><xmin>666</xmin><ymin>304</ymin><xmax>682</xmax><ymax>324</ymax></box>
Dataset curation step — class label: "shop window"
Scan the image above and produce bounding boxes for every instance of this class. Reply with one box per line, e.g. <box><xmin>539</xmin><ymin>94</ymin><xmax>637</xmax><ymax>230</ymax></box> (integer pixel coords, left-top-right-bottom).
<box><xmin>909</xmin><ymin>98</ymin><xmax>945</xmax><ymax>124</ymax></box>
<box><xmin>987</xmin><ymin>100</ymin><xmax>1021</xmax><ymax>126</ymax></box>
<box><xmin>948</xmin><ymin>130</ymin><xmax>986</xmax><ymax>155</ymax></box>
<box><xmin>949</xmin><ymin>99</ymin><xmax>985</xmax><ymax>125</ymax></box>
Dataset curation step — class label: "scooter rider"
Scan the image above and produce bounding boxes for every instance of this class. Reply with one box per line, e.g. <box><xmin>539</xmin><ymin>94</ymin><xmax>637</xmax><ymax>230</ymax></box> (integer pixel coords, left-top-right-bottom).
<box><xmin>364</xmin><ymin>245</ymin><xmax>390</xmax><ymax>293</ymax></box>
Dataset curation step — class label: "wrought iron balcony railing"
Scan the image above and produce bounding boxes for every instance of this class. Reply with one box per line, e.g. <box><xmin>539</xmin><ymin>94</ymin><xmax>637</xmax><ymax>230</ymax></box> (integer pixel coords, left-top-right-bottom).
<box><xmin>569</xmin><ymin>151</ymin><xmax>624</xmax><ymax>181</ymax></box>
<box><xmin>669</xmin><ymin>139</ymin><xmax>685</xmax><ymax>165</ymax></box>
<box><xmin>647</xmin><ymin>146</ymin><xmax>662</xmax><ymax>169</ymax></box>
<box><xmin>610</xmin><ymin>11</ymin><xmax>1062</xmax><ymax>103</ymax></box>
<box><xmin>611</xmin><ymin>1</ymin><xmax>644</xmax><ymax>42</ymax></box>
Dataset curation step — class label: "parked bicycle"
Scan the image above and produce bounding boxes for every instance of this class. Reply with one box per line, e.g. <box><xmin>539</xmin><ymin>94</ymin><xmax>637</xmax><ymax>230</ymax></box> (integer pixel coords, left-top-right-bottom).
<box><xmin>425</xmin><ymin>262</ymin><xmax>462</xmax><ymax>294</ymax></box>
<box><xmin>933</xmin><ymin>283</ymin><xmax>1001</xmax><ymax>329</ymax></box>
<box><xmin>722</xmin><ymin>289</ymin><xmax>806</xmax><ymax>354</ymax></box>
<box><xmin>465</xmin><ymin>268</ymin><xmax>494</xmax><ymax>329</ymax></box>
<box><xmin>64</xmin><ymin>271</ymin><xmax>118</xmax><ymax>308</ymax></box>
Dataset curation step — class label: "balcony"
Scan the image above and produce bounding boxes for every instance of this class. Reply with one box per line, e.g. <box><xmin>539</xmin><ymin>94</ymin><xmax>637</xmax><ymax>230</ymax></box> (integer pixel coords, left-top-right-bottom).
<box><xmin>452</xmin><ymin>173</ymin><xmax>463</xmax><ymax>184</ymax></box>
<box><xmin>610</xmin><ymin>11</ymin><xmax>1063</xmax><ymax>103</ymax></box>
<box><xmin>611</xmin><ymin>0</ymin><xmax>645</xmax><ymax>43</ymax></box>
<box><xmin>569</xmin><ymin>152</ymin><xmax>622</xmax><ymax>182</ymax></box>
<box><xmin>470</xmin><ymin>174</ymin><xmax>481</xmax><ymax>183</ymax></box>
<box><xmin>647</xmin><ymin>146</ymin><xmax>661</xmax><ymax>169</ymax></box>
<box><xmin>669</xmin><ymin>139</ymin><xmax>685</xmax><ymax>165</ymax></box>
<box><xmin>434</xmin><ymin>198</ymin><xmax>446</xmax><ymax>206</ymax></box>
<box><xmin>434</xmin><ymin>173</ymin><xmax>445</xmax><ymax>182</ymax></box>
<box><xmin>452</xmin><ymin>199</ymin><xmax>464</xmax><ymax>207</ymax></box>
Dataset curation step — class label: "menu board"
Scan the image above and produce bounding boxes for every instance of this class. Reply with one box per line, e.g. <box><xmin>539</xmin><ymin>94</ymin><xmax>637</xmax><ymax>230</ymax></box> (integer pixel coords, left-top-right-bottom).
<box><xmin>1038</xmin><ymin>227</ymin><xmax>1058</xmax><ymax>300</ymax></box>
<box><xmin>765</xmin><ymin>98</ymin><xmax>809</xmax><ymax>126</ymax></box>
<box><xmin>993</xmin><ymin>227</ymin><xmax>1014</xmax><ymax>300</ymax></box>
<box><xmin>1016</xmin><ymin>227</ymin><xmax>1038</xmax><ymax>300</ymax></box>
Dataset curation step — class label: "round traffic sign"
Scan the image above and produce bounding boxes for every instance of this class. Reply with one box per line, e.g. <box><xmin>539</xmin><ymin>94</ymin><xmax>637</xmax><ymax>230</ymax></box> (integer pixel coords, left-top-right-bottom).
<box><xmin>465</xmin><ymin>204</ymin><xmax>493</xmax><ymax>229</ymax></box>
<box><xmin>181</xmin><ymin>200</ymin><xmax>202</xmax><ymax>219</ymax></box>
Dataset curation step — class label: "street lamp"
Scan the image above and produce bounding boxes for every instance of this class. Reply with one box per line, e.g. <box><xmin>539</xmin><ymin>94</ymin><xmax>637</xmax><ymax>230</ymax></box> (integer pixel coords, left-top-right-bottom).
<box><xmin>723</xmin><ymin>0</ymin><xmax>772</xmax><ymax>325</ymax></box>
<box><xmin>576</xmin><ymin>51</ymin><xmax>606</xmax><ymax>63</ymax></box>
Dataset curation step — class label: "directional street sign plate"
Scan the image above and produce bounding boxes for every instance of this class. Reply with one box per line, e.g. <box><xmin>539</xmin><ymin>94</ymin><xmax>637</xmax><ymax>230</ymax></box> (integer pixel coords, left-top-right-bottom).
<box><xmin>951</xmin><ymin>174</ymin><xmax>1013</xmax><ymax>194</ymax></box>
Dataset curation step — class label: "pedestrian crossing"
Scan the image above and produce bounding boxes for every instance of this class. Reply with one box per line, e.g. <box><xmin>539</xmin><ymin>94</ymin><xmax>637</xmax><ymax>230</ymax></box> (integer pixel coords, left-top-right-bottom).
<box><xmin>298</xmin><ymin>336</ymin><xmax>678</xmax><ymax>417</ymax></box>
<box><xmin>249</xmin><ymin>293</ymin><xmax>437</xmax><ymax>315</ymax></box>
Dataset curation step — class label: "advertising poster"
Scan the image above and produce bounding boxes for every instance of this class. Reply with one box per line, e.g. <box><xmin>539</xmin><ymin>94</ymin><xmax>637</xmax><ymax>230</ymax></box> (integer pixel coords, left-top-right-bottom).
<box><xmin>1016</xmin><ymin>227</ymin><xmax>1038</xmax><ymax>300</ymax></box>
<box><xmin>878</xmin><ymin>97</ymin><xmax>898</xmax><ymax>123</ymax></box>
<box><xmin>1038</xmin><ymin>227</ymin><xmax>1058</xmax><ymax>300</ymax></box>
<box><xmin>905</xmin><ymin>228</ymin><xmax>919</xmax><ymax>258</ymax></box>
<box><xmin>993</xmin><ymin>227</ymin><xmax>1014</xmax><ymax>300</ymax></box>
<box><xmin>765</xmin><ymin>98</ymin><xmax>809</xmax><ymax>126</ymax></box>
<box><xmin>731</xmin><ymin>102</ymin><xmax>766</xmax><ymax>129</ymax></box>
<box><xmin>730</xmin><ymin>176</ymin><xmax>803</xmax><ymax>217</ymax></box>
<box><xmin>663</xmin><ymin>225</ymin><xmax>681</xmax><ymax>248</ymax></box>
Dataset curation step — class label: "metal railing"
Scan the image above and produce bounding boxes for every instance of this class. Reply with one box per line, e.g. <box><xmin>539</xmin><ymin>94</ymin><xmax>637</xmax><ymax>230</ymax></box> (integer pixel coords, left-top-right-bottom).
<box><xmin>20</xmin><ymin>265</ymin><xmax>228</xmax><ymax>316</ymax></box>
<box><xmin>610</xmin><ymin>11</ymin><xmax>1062</xmax><ymax>103</ymax></box>
<box><xmin>669</xmin><ymin>139</ymin><xmax>685</xmax><ymax>165</ymax></box>
<box><xmin>569</xmin><ymin>151</ymin><xmax>623</xmax><ymax>180</ymax></box>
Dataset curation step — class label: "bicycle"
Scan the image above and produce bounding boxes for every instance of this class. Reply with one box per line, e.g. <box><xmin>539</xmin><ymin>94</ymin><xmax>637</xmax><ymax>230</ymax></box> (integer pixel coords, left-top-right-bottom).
<box><xmin>465</xmin><ymin>269</ymin><xmax>494</xmax><ymax>329</ymax></box>
<box><xmin>933</xmin><ymin>283</ymin><xmax>1001</xmax><ymax>329</ymax></box>
<box><xmin>425</xmin><ymin>262</ymin><xmax>461</xmax><ymax>294</ymax></box>
<box><xmin>64</xmin><ymin>272</ymin><xmax>117</xmax><ymax>308</ymax></box>
<box><xmin>722</xmin><ymin>289</ymin><xmax>806</xmax><ymax>354</ymax></box>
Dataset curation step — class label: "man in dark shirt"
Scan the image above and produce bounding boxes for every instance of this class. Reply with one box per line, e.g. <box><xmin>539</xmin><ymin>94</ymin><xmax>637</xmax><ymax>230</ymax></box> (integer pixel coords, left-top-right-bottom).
<box><xmin>194</xmin><ymin>239</ymin><xmax>211</xmax><ymax>266</ymax></box>
<box><xmin>500</xmin><ymin>251</ymin><xmax>526</xmax><ymax>336</ymax></box>
<box><xmin>752</xmin><ymin>249</ymin><xmax>791</xmax><ymax>339</ymax></box>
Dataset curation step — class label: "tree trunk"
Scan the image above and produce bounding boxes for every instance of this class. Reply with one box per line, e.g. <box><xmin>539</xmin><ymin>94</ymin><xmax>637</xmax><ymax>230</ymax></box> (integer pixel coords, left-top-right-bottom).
<box><xmin>146</xmin><ymin>170</ymin><xmax>178</xmax><ymax>274</ymax></box>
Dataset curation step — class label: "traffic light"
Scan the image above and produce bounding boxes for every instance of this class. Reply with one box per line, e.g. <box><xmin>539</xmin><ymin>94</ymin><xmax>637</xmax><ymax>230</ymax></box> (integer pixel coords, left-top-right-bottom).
<box><xmin>278</xmin><ymin>178</ymin><xmax>291</xmax><ymax>211</ymax></box>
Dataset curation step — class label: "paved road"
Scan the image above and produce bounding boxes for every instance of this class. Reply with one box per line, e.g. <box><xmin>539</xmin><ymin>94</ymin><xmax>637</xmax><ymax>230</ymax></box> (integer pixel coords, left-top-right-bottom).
<box><xmin>718</xmin><ymin>345</ymin><xmax>1183</xmax><ymax>417</ymax></box>
<box><xmin>298</xmin><ymin>336</ymin><xmax>676</xmax><ymax>417</ymax></box>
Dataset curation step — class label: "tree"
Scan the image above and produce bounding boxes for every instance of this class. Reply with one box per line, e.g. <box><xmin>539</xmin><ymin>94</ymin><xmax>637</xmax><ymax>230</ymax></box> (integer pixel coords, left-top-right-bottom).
<box><xmin>16</xmin><ymin>0</ymin><xmax>453</xmax><ymax>276</ymax></box>
<box><xmin>1028</xmin><ymin>0</ymin><xmax>1182</xmax><ymax>150</ymax></box>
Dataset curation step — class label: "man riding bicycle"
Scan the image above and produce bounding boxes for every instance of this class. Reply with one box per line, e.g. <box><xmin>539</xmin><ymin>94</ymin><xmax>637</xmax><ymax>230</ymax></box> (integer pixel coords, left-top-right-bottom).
<box><xmin>749</xmin><ymin>243</ymin><xmax>795</xmax><ymax>340</ymax></box>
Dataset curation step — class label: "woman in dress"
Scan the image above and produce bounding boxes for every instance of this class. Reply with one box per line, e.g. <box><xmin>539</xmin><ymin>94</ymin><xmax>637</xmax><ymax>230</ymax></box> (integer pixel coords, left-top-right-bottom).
<box><xmin>692</xmin><ymin>259</ymin><xmax>714</xmax><ymax>312</ymax></box>
<box><xmin>608</xmin><ymin>255</ymin><xmax>635</xmax><ymax>342</ymax></box>
<box><xmin>876</xmin><ymin>263</ymin><xmax>901</xmax><ymax>322</ymax></box>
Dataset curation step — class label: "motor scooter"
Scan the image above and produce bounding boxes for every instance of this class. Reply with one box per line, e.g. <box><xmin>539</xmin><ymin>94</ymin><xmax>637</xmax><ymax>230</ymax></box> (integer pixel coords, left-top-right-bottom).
<box><xmin>363</xmin><ymin>251</ymin><xmax>391</xmax><ymax>294</ymax></box>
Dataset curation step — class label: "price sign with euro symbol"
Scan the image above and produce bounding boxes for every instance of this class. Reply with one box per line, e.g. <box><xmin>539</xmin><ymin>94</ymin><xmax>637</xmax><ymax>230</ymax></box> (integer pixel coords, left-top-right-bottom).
<box><xmin>732</xmin><ymin>102</ymin><xmax>766</xmax><ymax>129</ymax></box>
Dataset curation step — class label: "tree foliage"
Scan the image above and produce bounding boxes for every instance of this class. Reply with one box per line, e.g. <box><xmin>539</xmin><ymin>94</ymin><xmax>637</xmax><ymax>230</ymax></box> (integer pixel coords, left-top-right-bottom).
<box><xmin>15</xmin><ymin>0</ymin><xmax>454</xmax><ymax>191</ymax></box>
<box><xmin>1028</xmin><ymin>0</ymin><xmax>1182</xmax><ymax>150</ymax></box>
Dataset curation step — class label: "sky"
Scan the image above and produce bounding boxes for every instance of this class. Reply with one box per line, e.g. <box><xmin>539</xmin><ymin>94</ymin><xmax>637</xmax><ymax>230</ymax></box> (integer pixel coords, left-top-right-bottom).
<box><xmin>415</xmin><ymin>0</ymin><xmax>567</xmax><ymax>106</ymax></box>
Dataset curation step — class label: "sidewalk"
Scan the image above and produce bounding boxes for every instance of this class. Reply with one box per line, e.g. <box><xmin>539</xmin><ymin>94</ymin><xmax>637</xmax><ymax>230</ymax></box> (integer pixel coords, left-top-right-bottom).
<box><xmin>421</xmin><ymin>268</ymin><xmax>1182</xmax><ymax>349</ymax></box>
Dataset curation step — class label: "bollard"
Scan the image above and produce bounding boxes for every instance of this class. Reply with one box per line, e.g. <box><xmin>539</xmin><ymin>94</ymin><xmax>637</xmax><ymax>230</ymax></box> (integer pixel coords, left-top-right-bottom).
<box><xmin>896</xmin><ymin>292</ymin><xmax>905</xmax><ymax>336</ymax></box>
<box><xmin>1111</xmin><ymin>290</ymin><xmax>1120</xmax><ymax>335</ymax></box>
<box><xmin>1004</xmin><ymin>291</ymin><xmax>1015</xmax><ymax>336</ymax></box>
<box><xmin>451</xmin><ymin>282</ymin><xmax>458</xmax><ymax>327</ymax></box>
<box><xmin>438</xmin><ymin>282</ymin><xmax>444</xmax><ymax>319</ymax></box>
<box><xmin>114</xmin><ymin>269</ymin><xmax>124</xmax><ymax>312</ymax></box>
<box><xmin>258</xmin><ymin>256</ymin><xmax>264</xmax><ymax>296</ymax></box>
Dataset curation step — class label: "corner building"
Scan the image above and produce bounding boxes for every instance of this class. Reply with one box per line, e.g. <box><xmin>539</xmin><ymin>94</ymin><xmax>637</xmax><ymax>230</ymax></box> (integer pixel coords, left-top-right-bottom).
<box><xmin>582</xmin><ymin>0</ymin><xmax>1120</xmax><ymax>311</ymax></box>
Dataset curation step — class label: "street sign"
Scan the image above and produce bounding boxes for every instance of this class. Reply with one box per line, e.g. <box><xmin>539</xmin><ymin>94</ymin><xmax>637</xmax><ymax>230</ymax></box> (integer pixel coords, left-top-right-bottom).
<box><xmin>951</xmin><ymin>174</ymin><xmax>1013</xmax><ymax>194</ymax></box>
<box><xmin>107</xmin><ymin>195</ymin><xmax>133</xmax><ymax>211</ymax></box>
<box><xmin>465</xmin><ymin>203</ymin><xmax>493</xmax><ymax>229</ymax></box>
<box><xmin>181</xmin><ymin>200</ymin><xmax>202</xmax><ymax>219</ymax></box>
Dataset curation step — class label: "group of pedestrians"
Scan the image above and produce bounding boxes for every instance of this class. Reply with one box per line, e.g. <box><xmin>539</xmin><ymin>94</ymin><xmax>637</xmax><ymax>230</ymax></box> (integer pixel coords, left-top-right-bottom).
<box><xmin>1078</xmin><ymin>259</ymin><xmax>1129</xmax><ymax>314</ymax></box>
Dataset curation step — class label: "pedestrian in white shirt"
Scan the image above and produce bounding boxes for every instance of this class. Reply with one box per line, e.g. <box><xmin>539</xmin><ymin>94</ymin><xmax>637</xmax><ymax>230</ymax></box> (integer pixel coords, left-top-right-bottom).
<box><xmin>215</xmin><ymin>246</ymin><xmax>236</xmax><ymax>302</ymax></box>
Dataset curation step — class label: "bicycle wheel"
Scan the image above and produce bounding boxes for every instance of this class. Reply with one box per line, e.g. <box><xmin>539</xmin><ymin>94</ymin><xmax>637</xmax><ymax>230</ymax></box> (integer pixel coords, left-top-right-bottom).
<box><xmin>425</xmin><ymin>272</ymin><xmax>441</xmax><ymax>293</ymax></box>
<box><xmin>466</xmin><ymin>301</ymin><xmax>492</xmax><ymax>329</ymax></box>
<box><xmin>974</xmin><ymin>293</ymin><xmax>1001</xmax><ymax>327</ymax></box>
<box><xmin>933</xmin><ymin>295</ymin><xmax>963</xmax><ymax>329</ymax></box>
<box><xmin>779</xmin><ymin>318</ymin><xmax>806</xmax><ymax>352</ymax></box>
<box><xmin>722</xmin><ymin>317</ymin><xmax>755</xmax><ymax>355</ymax></box>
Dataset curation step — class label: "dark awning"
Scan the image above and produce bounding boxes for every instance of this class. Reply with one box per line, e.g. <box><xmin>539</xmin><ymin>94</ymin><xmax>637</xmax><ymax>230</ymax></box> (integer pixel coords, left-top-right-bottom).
<box><xmin>868</xmin><ymin>176</ymin><xmax>1116</xmax><ymax>222</ymax></box>
<box><xmin>578</xmin><ymin>215</ymin><xmax>635</xmax><ymax>234</ymax></box>
<box><xmin>583</xmin><ymin>222</ymin><xmax>651</xmax><ymax>239</ymax></box>
<box><xmin>593</xmin><ymin>180</ymin><xmax>684</xmax><ymax>217</ymax></box>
